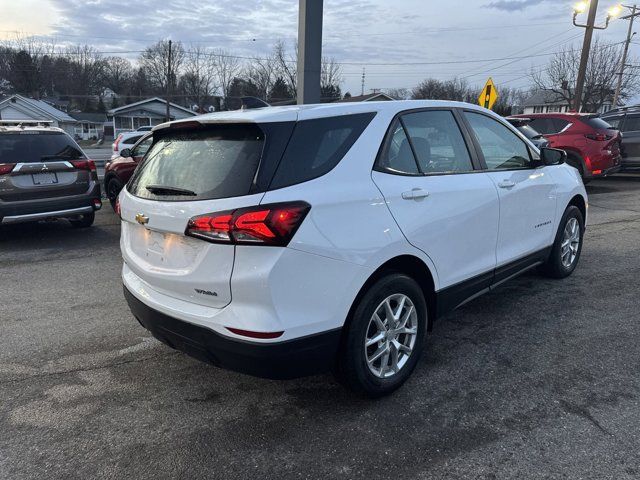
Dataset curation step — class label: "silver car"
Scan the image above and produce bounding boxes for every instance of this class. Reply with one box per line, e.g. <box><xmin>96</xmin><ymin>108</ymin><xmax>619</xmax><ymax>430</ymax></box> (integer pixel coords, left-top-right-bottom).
<box><xmin>0</xmin><ymin>122</ymin><xmax>101</xmax><ymax>227</ymax></box>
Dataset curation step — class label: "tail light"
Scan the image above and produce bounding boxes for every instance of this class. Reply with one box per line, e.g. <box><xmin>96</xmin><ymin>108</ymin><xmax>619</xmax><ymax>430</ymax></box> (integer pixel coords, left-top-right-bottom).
<box><xmin>113</xmin><ymin>134</ymin><xmax>122</xmax><ymax>152</ymax></box>
<box><xmin>71</xmin><ymin>159</ymin><xmax>97</xmax><ymax>172</ymax></box>
<box><xmin>0</xmin><ymin>163</ymin><xmax>16</xmax><ymax>175</ymax></box>
<box><xmin>186</xmin><ymin>201</ymin><xmax>311</xmax><ymax>246</ymax></box>
<box><xmin>115</xmin><ymin>197</ymin><xmax>121</xmax><ymax>218</ymax></box>
<box><xmin>585</xmin><ymin>133</ymin><xmax>612</xmax><ymax>141</ymax></box>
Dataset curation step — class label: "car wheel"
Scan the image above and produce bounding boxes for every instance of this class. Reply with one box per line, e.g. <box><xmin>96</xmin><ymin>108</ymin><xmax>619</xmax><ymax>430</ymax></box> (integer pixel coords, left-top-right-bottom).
<box><xmin>336</xmin><ymin>273</ymin><xmax>427</xmax><ymax>398</ymax></box>
<box><xmin>69</xmin><ymin>212</ymin><xmax>95</xmax><ymax>228</ymax></box>
<box><xmin>106</xmin><ymin>178</ymin><xmax>124</xmax><ymax>210</ymax></box>
<box><xmin>541</xmin><ymin>205</ymin><xmax>584</xmax><ymax>279</ymax></box>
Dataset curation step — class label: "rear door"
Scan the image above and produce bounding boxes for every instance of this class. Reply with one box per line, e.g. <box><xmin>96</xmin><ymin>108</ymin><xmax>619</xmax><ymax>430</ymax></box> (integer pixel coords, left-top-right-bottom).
<box><xmin>371</xmin><ymin>109</ymin><xmax>499</xmax><ymax>289</ymax></box>
<box><xmin>462</xmin><ymin>110</ymin><xmax>557</xmax><ymax>266</ymax></box>
<box><xmin>618</xmin><ymin>114</ymin><xmax>640</xmax><ymax>166</ymax></box>
<box><xmin>0</xmin><ymin>131</ymin><xmax>92</xmax><ymax>202</ymax></box>
<box><xmin>120</xmin><ymin>122</ymin><xmax>292</xmax><ymax>309</ymax></box>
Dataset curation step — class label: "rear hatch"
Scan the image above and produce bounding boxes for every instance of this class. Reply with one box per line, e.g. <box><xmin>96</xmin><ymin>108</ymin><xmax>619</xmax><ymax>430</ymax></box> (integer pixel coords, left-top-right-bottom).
<box><xmin>120</xmin><ymin>121</ymin><xmax>293</xmax><ymax>309</ymax></box>
<box><xmin>0</xmin><ymin>131</ymin><xmax>93</xmax><ymax>202</ymax></box>
<box><xmin>580</xmin><ymin>116</ymin><xmax>622</xmax><ymax>157</ymax></box>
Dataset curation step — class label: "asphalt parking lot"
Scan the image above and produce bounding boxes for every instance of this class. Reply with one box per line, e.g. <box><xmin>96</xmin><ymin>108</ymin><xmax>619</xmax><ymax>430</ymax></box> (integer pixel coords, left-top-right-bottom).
<box><xmin>1</xmin><ymin>176</ymin><xmax>640</xmax><ymax>479</ymax></box>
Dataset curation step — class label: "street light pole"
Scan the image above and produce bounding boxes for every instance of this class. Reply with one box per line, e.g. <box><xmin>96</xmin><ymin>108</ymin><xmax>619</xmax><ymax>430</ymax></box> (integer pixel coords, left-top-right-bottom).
<box><xmin>613</xmin><ymin>4</ymin><xmax>639</xmax><ymax>107</ymax></box>
<box><xmin>166</xmin><ymin>39</ymin><xmax>172</xmax><ymax>122</ymax></box>
<box><xmin>573</xmin><ymin>0</ymin><xmax>601</xmax><ymax>112</ymax></box>
<box><xmin>297</xmin><ymin>0</ymin><xmax>323</xmax><ymax>105</ymax></box>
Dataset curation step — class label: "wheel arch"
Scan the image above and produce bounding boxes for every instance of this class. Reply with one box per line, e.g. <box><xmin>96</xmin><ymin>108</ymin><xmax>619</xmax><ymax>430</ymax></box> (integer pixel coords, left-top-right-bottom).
<box><xmin>568</xmin><ymin>193</ymin><xmax>587</xmax><ymax>224</ymax></box>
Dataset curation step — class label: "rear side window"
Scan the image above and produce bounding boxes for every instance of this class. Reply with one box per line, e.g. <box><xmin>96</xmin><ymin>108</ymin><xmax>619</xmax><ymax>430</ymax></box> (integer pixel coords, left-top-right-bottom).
<box><xmin>581</xmin><ymin>117</ymin><xmax>613</xmax><ymax>130</ymax></box>
<box><xmin>622</xmin><ymin>115</ymin><xmax>640</xmax><ymax>132</ymax></box>
<box><xmin>0</xmin><ymin>132</ymin><xmax>85</xmax><ymax>163</ymax></box>
<box><xmin>269</xmin><ymin>113</ymin><xmax>375</xmax><ymax>189</ymax></box>
<box><xmin>603</xmin><ymin>116</ymin><xmax>623</xmax><ymax>130</ymax></box>
<box><xmin>128</xmin><ymin>125</ymin><xmax>265</xmax><ymax>201</ymax></box>
<box><xmin>123</xmin><ymin>135</ymin><xmax>143</xmax><ymax>145</ymax></box>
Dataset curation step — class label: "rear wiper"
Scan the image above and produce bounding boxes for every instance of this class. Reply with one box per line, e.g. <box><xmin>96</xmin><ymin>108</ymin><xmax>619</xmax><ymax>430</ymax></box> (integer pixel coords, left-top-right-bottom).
<box><xmin>146</xmin><ymin>185</ymin><xmax>197</xmax><ymax>196</ymax></box>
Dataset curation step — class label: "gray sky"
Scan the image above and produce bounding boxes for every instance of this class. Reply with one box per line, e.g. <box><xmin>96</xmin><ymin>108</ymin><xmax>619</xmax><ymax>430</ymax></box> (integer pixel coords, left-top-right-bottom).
<box><xmin>1</xmin><ymin>0</ymin><xmax>634</xmax><ymax>95</ymax></box>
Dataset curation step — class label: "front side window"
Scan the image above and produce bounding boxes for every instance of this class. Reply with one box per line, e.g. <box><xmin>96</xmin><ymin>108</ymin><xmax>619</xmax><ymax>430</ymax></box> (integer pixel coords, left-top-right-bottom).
<box><xmin>401</xmin><ymin>110</ymin><xmax>474</xmax><ymax>174</ymax></box>
<box><xmin>132</xmin><ymin>136</ymin><xmax>153</xmax><ymax>158</ymax></box>
<box><xmin>604</xmin><ymin>116</ymin><xmax>623</xmax><ymax>130</ymax></box>
<box><xmin>621</xmin><ymin>115</ymin><xmax>640</xmax><ymax>132</ymax></box>
<box><xmin>465</xmin><ymin>111</ymin><xmax>532</xmax><ymax>170</ymax></box>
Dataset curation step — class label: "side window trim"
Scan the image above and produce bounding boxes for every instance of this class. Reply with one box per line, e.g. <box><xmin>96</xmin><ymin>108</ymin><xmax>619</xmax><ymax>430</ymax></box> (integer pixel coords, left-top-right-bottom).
<box><xmin>460</xmin><ymin>109</ymin><xmax>536</xmax><ymax>172</ymax></box>
<box><xmin>373</xmin><ymin>107</ymin><xmax>484</xmax><ymax>176</ymax></box>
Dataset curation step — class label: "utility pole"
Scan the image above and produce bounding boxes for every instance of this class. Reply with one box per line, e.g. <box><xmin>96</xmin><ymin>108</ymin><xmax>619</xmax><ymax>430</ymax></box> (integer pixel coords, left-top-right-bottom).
<box><xmin>613</xmin><ymin>5</ymin><xmax>639</xmax><ymax>107</ymax></box>
<box><xmin>572</xmin><ymin>1</ymin><xmax>615</xmax><ymax>112</ymax></box>
<box><xmin>166</xmin><ymin>39</ymin><xmax>172</xmax><ymax>122</ymax></box>
<box><xmin>297</xmin><ymin>0</ymin><xmax>323</xmax><ymax>104</ymax></box>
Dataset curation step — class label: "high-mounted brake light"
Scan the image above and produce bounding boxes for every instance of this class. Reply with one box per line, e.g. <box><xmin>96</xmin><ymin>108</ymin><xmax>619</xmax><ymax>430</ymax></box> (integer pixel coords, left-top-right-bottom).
<box><xmin>185</xmin><ymin>201</ymin><xmax>311</xmax><ymax>246</ymax></box>
<box><xmin>0</xmin><ymin>163</ymin><xmax>16</xmax><ymax>175</ymax></box>
<box><xmin>71</xmin><ymin>159</ymin><xmax>97</xmax><ymax>172</ymax></box>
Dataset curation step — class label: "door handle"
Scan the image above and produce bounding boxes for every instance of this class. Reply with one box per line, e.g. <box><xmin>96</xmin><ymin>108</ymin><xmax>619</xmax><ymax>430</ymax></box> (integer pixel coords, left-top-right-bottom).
<box><xmin>497</xmin><ymin>180</ymin><xmax>516</xmax><ymax>189</ymax></box>
<box><xmin>402</xmin><ymin>188</ymin><xmax>430</xmax><ymax>200</ymax></box>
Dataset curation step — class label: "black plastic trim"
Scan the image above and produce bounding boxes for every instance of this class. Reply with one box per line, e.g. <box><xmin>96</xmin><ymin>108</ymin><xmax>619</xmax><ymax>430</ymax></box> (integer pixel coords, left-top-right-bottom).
<box><xmin>124</xmin><ymin>287</ymin><xmax>342</xmax><ymax>380</ymax></box>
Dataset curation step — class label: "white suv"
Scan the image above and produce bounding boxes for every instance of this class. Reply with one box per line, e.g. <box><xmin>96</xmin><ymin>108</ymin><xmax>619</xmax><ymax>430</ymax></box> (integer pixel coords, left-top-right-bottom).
<box><xmin>119</xmin><ymin>101</ymin><xmax>587</xmax><ymax>397</ymax></box>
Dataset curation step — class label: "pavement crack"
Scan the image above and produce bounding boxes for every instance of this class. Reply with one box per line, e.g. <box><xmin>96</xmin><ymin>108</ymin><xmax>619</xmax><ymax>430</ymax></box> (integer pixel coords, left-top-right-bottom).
<box><xmin>0</xmin><ymin>352</ymin><xmax>179</xmax><ymax>386</ymax></box>
<box><xmin>559</xmin><ymin>399</ymin><xmax>613</xmax><ymax>436</ymax></box>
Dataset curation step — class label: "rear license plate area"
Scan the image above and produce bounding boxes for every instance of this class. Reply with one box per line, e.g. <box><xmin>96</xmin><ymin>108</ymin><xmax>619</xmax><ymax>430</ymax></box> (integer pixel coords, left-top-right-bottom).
<box><xmin>32</xmin><ymin>172</ymin><xmax>58</xmax><ymax>185</ymax></box>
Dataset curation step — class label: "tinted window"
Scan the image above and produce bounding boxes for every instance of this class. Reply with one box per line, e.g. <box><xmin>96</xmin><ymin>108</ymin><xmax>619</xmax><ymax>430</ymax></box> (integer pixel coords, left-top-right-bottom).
<box><xmin>581</xmin><ymin>117</ymin><xmax>613</xmax><ymax>130</ymax></box>
<box><xmin>132</xmin><ymin>136</ymin><xmax>153</xmax><ymax>157</ymax></box>
<box><xmin>128</xmin><ymin>125</ymin><xmax>265</xmax><ymax>201</ymax></box>
<box><xmin>528</xmin><ymin>118</ymin><xmax>555</xmax><ymax>135</ymax></box>
<box><xmin>269</xmin><ymin>113</ymin><xmax>375</xmax><ymax>189</ymax></box>
<box><xmin>517</xmin><ymin>124</ymin><xmax>543</xmax><ymax>140</ymax></box>
<box><xmin>552</xmin><ymin>119</ymin><xmax>571</xmax><ymax>132</ymax></box>
<box><xmin>603</xmin><ymin>116</ymin><xmax>623</xmax><ymax>130</ymax></box>
<box><xmin>0</xmin><ymin>132</ymin><xmax>85</xmax><ymax>163</ymax></box>
<box><xmin>465</xmin><ymin>111</ymin><xmax>532</xmax><ymax>170</ymax></box>
<box><xmin>123</xmin><ymin>135</ymin><xmax>143</xmax><ymax>145</ymax></box>
<box><xmin>622</xmin><ymin>115</ymin><xmax>640</xmax><ymax>132</ymax></box>
<box><xmin>378</xmin><ymin>120</ymin><xmax>420</xmax><ymax>174</ymax></box>
<box><xmin>401</xmin><ymin>110</ymin><xmax>473</xmax><ymax>173</ymax></box>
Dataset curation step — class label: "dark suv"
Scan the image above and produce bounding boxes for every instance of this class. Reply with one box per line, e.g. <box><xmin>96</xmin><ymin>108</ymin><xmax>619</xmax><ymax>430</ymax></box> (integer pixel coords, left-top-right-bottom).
<box><xmin>600</xmin><ymin>107</ymin><xmax>640</xmax><ymax>170</ymax></box>
<box><xmin>511</xmin><ymin>113</ymin><xmax>622</xmax><ymax>182</ymax></box>
<box><xmin>0</xmin><ymin>124</ymin><xmax>101</xmax><ymax>227</ymax></box>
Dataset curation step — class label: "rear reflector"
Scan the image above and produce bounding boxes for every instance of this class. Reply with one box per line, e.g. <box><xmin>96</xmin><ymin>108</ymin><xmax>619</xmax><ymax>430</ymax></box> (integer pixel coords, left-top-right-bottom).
<box><xmin>0</xmin><ymin>163</ymin><xmax>15</xmax><ymax>175</ymax></box>
<box><xmin>592</xmin><ymin>169</ymin><xmax>602</xmax><ymax>175</ymax></box>
<box><xmin>71</xmin><ymin>159</ymin><xmax>97</xmax><ymax>172</ymax></box>
<box><xmin>186</xmin><ymin>201</ymin><xmax>311</xmax><ymax>246</ymax></box>
<box><xmin>226</xmin><ymin>327</ymin><xmax>284</xmax><ymax>339</ymax></box>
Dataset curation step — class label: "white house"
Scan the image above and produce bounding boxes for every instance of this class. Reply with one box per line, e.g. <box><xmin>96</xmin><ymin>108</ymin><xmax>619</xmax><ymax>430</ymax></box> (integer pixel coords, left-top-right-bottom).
<box><xmin>71</xmin><ymin>112</ymin><xmax>108</xmax><ymax>140</ymax></box>
<box><xmin>107</xmin><ymin>97</ymin><xmax>197</xmax><ymax>137</ymax></box>
<box><xmin>0</xmin><ymin>94</ymin><xmax>77</xmax><ymax>134</ymax></box>
<box><xmin>522</xmin><ymin>89</ymin><xmax>614</xmax><ymax>115</ymax></box>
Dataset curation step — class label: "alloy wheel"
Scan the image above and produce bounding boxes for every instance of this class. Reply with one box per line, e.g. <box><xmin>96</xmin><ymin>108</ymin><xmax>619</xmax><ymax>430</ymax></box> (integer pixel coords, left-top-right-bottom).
<box><xmin>561</xmin><ymin>217</ymin><xmax>580</xmax><ymax>268</ymax></box>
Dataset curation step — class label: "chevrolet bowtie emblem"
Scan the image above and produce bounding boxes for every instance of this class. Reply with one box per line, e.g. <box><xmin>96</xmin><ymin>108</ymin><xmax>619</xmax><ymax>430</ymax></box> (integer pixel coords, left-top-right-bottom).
<box><xmin>135</xmin><ymin>213</ymin><xmax>149</xmax><ymax>225</ymax></box>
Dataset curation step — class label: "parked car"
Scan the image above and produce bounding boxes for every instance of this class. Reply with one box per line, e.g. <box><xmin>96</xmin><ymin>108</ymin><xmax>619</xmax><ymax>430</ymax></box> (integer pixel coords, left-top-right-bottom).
<box><xmin>136</xmin><ymin>126</ymin><xmax>153</xmax><ymax>132</ymax></box>
<box><xmin>0</xmin><ymin>123</ymin><xmax>101</xmax><ymax>227</ymax></box>
<box><xmin>600</xmin><ymin>106</ymin><xmax>640</xmax><ymax>170</ymax></box>
<box><xmin>104</xmin><ymin>133</ymin><xmax>153</xmax><ymax>209</ymax></box>
<box><xmin>119</xmin><ymin>101</ymin><xmax>587</xmax><ymax>397</ymax></box>
<box><xmin>112</xmin><ymin>131</ymin><xmax>147</xmax><ymax>158</ymax></box>
<box><xmin>511</xmin><ymin>112</ymin><xmax>621</xmax><ymax>182</ymax></box>
<box><xmin>505</xmin><ymin>117</ymin><xmax>549</xmax><ymax>149</ymax></box>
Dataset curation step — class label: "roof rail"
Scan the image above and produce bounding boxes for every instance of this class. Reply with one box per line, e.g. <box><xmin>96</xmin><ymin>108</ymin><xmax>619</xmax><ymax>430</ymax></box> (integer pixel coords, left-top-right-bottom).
<box><xmin>603</xmin><ymin>104</ymin><xmax>640</xmax><ymax>115</ymax></box>
<box><xmin>0</xmin><ymin>119</ymin><xmax>55</xmax><ymax>127</ymax></box>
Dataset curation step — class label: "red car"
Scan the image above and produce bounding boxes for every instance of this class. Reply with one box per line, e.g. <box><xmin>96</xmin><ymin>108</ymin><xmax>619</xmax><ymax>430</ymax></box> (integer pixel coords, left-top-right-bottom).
<box><xmin>104</xmin><ymin>133</ymin><xmax>153</xmax><ymax>209</ymax></box>
<box><xmin>512</xmin><ymin>113</ymin><xmax>622</xmax><ymax>182</ymax></box>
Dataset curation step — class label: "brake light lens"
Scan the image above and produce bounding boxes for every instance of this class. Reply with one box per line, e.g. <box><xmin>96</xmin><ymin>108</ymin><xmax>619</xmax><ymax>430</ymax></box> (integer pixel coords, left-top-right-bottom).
<box><xmin>0</xmin><ymin>163</ymin><xmax>16</xmax><ymax>175</ymax></box>
<box><xmin>585</xmin><ymin>133</ymin><xmax>612</xmax><ymax>141</ymax></box>
<box><xmin>186</xmin><ymin>201</ymin><xmax>311</xmax><ymax>246</ymax></box>
<box><xmin>71</xmin><ymin>159</ymin><xmax>96</xmax><ymax>172</ymax></box>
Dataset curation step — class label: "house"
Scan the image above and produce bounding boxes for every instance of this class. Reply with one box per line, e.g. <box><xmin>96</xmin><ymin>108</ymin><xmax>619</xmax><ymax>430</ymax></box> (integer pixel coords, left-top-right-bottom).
<box><xmin>107</xmin><ymin>97</ymin><xmax>197</xmax><ymax>137</ymax></box>
<box><xmin>71</xmin><ymin>112</ymin><xmax>108</xmax><ymax>140</ymax></box>
<box><xmin>337</xmin><ymin>92</ymin><xmax>395</xmax><ymax>103</ymax></box>
<box><xmin>0</xmin><ymin>94</ymin><xmax>77</xmax><ymax>134</ymax></box>
<box><xmin>522</xmin><ymin>89</ymin><xmax>614</xmax><ymax>115</ymax></box>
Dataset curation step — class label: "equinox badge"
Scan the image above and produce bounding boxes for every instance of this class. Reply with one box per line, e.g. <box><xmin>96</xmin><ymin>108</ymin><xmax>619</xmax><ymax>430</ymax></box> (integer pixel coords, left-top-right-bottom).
<box><xmin>135</xmin><ymin>213</ymin><xmax>149</xmax><ymax>225</ymax></box>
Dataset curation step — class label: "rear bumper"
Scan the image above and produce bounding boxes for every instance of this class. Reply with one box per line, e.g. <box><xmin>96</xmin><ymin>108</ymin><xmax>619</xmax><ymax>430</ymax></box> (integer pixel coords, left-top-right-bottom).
<box><xmin>123</xmin><ymin>286</ymin><xmax>342</xmax><ymax>380</ymax></box>
<box><xmin>585</xmin><ymin>162</ymin><xmax>622</xmax><ymax>179</ymax></box>
<box><xmin>0</xmin><ymin>183</ymin><xmax>101</xmax><ymax>224</ymax></box>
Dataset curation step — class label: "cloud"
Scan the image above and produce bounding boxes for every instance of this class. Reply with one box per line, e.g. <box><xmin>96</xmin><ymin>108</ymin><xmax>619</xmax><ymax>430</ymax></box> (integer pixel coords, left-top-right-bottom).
<box><xmin>483</xmin><ymin>0</ymin><xmax>546</xmax><ymax>11</ymax></box>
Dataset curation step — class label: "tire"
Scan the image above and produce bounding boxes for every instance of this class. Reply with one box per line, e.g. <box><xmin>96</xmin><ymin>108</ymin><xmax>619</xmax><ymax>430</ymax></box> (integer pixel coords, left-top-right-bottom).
<box><xmin>566</xmin><ymin>154</ymin><xmax>589</xmax><ymax>184</ymax></box>
<box><xmin>541</xmin><ymin>205</ymin><xmax>584</xmax><ymax>279</ymax></box>
<box><xmin>69</xmin><ymin>212</ymin><xmax>95</xmax><ymax>228</ymax></box>
<box><xmin>106</xmin><ymin>177</ymin><xmax>124</xmax><ymax>211</ymax></box>
<box><xmin>335</xmin><ymin>273</ymin><xmax>427</xmax><ymax>398</ymax></box>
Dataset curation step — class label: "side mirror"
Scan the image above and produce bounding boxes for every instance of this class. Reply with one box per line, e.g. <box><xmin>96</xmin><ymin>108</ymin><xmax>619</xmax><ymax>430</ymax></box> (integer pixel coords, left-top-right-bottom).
<box><xmin>540</xmin><ymin>147</ymin><xmax>566</xmax><ymax>166</ymax></box>
<box><xmin>119</xmin><ymin>148</ymin><xmax>132</xmax><ymax>158</ymax></box>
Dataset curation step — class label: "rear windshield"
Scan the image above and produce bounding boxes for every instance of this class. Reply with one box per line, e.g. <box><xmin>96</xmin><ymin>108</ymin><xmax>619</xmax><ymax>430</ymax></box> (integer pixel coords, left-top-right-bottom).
<box><xmin>128</xmin><ymin>125</ymin><xmax>265</xmax><ymax>201</ymax></box>
<box><xmin>581</xmin><ymin>117</ymin><xmax>613</xmax><ymax>130</ymax></box>
<box><xmin>0</xmin><ymin>132</ymin><xmax>85</xmax><ymax>163</ymax></box>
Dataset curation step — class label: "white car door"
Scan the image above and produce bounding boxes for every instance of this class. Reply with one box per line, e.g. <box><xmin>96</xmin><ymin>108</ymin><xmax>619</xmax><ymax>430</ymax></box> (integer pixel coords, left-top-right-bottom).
<box><xmin>371</xmin><ymin>109</ymin><xmax>500</xmax><ymax>292</ymax></box>
<box><xmin>462</xmin><ymin>110</ymin><xmax>557</xmax><ymax>269</ymax></box>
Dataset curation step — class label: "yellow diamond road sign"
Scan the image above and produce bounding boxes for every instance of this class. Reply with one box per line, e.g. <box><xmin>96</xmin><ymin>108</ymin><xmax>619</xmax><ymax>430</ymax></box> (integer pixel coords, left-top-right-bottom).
<box><xmin>478</xmin><ymin>77</ymin><xmax>499</xmax><ymax>110</ymax></box>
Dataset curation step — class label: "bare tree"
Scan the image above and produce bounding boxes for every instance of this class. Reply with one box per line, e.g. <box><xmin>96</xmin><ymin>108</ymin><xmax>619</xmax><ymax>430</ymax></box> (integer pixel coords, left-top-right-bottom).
<box><xmin>103</xmin><ymin>56</ymin><xmax>133</xmax><ymax>93</ymax></box>
<box><xmin>65</xmin><ymin>45</ymin><xmax>105</xmax><ymax>109</ymax></box>
<box><xmin>140</xmin><ymin>40</ymin><xmax>185</xmax><ymax>93</ymax></box>
<box><xmin>386</xmin><ymin>88</ymin><xmax>410</xmax><ymax>100</ymax></box>
<box><xmin>411</xmin><ymin>77</ymin><xmax>472</xmax><ymax>101</ymax></box>
<box><xmin>181</xmin><ymin>45</ymin><xmax>217</xmax><ymax>110</ymax></box>
<box><xmin>531</xmin><ymin>39</ymin><xmax>639</xmax><ymax>111</ymax></box>
<box><xmin>273</xmin><ymin>40</ymin><xmax>297</xmax><ymax>97</ymax></box>
<box><xmin>245</xmin><ymin>53</ymin><xmax>277</xmax><ymax>100</ymax></box>
<box><xmin>212</xmin><ymin>48</ymin><xmax>241</xmax><ymax>100</ymax></box>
